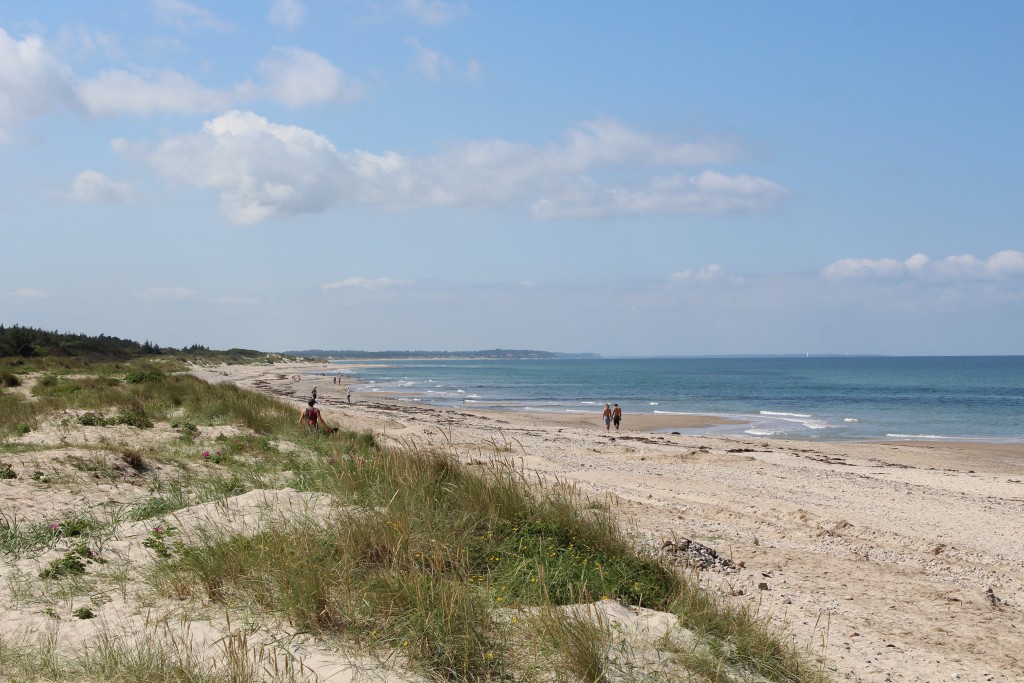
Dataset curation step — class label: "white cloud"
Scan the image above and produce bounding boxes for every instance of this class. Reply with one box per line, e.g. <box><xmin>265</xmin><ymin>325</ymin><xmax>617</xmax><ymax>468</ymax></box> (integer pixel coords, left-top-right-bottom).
<box><xmin>403</xmin><ymin>0</ymin><xmax>467</xmax><ymax>26</ymax></box>
<box><xmin>66</xmin><ymin>170</ymin><xmax>133</xmax><ymax>203</ymax></box>
<box><xmin>821</xmin><ymin>251</ymin><xmax>1024</xmax><ymax>282</ymax></box>
<box><xmin>269</xmin><ymin>0</ymin><xmax>306</xmax><ymax>29</ymax></box>
<box><xmin>77</xmin><ymin>69</ymin><xmax>236</xmax><ymax>115</ymax></box>
<box><xmin>258</xmin><ymin>47</ymin><xmax>363</xmax><ymax>107</ymax></box>
<box><xmin>134</xmin><ymin>287</ymin><xmax>198</xmax><ymax>300</ymax></box>
<box><xmin>0</xmin><ymin>29</ymin><xmax>78</xmax><ymax>140</ymax></box>
<box><xmin>322</xmin><ymin>277</ymin><xmax>407</xmax><ymax>290</ymax></box>
<box><xmin>986</xmin><ymin>250</ymin><xmax>1024</xmax><ymax>276</ymax></box>
<box><xmin>139</xmin><ymin>111</ymin><xmax>785</xmax><ymax>224</ymax></box>
<box><xmin>153</xmin><ymin>0</ymin><xmax>231</xmax><ymax>32</ymax></box>
<box><xmin>669</xmin><ymin>264</ymin><xmax>745</xmax><ymax>287</ymax></box>
<box><xmin>13</xmin><ymin>288</ymin><xmax>49</xmax><ymax>298</ymax></box>
<box><xmin>146</xmin><ymin>110</ymin><xmax>346</xmax><ymax>224</ymax></box>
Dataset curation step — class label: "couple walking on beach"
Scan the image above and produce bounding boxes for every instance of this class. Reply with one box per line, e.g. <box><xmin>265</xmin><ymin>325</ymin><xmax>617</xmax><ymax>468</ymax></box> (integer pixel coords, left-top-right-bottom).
<box><xmin>601</xmin><ymin>403</ymin><xmax>622</xmax><ymax>432</ymax></box>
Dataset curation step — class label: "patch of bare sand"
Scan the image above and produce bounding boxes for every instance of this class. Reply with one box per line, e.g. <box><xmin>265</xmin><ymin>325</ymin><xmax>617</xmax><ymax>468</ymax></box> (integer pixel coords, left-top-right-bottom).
<box><xmin>226</xmin><ymin>362</ymin><xmax>1023</xmax><ymax>683</ymax></box>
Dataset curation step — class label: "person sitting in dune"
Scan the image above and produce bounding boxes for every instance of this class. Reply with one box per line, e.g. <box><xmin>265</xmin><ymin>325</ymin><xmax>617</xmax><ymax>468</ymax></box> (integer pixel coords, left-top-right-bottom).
<box><xmin>299</xmin><ymin>399</ymin><xmax>336</xmax><ymax>433</ymax></box>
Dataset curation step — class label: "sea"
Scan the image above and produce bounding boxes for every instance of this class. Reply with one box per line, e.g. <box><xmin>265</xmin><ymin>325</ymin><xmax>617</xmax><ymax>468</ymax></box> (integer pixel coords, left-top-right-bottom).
<box><xmin>331</xmin><ymin>356</ymin><xmax>1024</xmax><ymax>443</ymax></box>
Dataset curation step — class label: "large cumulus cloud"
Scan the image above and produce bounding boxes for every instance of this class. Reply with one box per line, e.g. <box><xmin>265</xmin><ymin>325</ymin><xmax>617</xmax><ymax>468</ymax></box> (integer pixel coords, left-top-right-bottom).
<box><xmin>139</xmin><ymin>111</ymin><xmax>789</xmax><ymax>224</ymax></box>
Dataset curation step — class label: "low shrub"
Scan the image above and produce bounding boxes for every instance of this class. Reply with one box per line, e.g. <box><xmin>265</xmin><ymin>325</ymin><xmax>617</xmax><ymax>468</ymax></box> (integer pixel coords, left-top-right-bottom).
<box><xmin>172</xmin><ymin>421</ymin><xmax>200</xmax><ymax>441</ymax></box>
<box><xmin>113</xmin><ymin>409</ymin><xmax>153</xmax><ymax>429</ymax></box>
<box><xmin>124</xmin><ymin>370</ymin><xmax>163</xmax><ymax>384</ymax></box>
<box><xmin>77</xmin><ymin>412</ymin><xmax>109</xmax><ymax>427</ymax></box>
<box><xmin>39</xmin><ymin>552</ymin><xmax>86</xmax><ymax>579</ymax></box>
<box><xmin>52</xmin><ymin>516</ymin><xmax>102</xmax><ymax>539</ymax></box>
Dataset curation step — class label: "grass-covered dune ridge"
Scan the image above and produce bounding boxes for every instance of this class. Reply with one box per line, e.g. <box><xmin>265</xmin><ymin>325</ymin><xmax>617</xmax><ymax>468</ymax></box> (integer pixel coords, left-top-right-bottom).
<box><xmin>1</xmin><ymin>352</ymin><xmax>830</xmax><ymax>682</ymax></box>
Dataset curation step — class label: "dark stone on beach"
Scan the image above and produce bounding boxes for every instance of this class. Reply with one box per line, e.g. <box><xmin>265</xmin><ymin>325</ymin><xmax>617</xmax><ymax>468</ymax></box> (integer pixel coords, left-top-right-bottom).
<box><xmin>758</xmin><ymin>582</ymin><xmax>769</xmax><ymax>591</ymax></box>
<box><xmin>659</xmin><ymin>537</ymin><xmax>735</xmax><ymax>572</ymax></box>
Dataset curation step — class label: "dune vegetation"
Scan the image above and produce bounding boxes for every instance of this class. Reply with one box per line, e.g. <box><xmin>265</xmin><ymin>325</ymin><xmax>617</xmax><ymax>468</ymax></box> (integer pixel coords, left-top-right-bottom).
<box><xmin>0</xmin><ymin>345</ymin><xmax>830</xmax><ymax>682</ymax></box>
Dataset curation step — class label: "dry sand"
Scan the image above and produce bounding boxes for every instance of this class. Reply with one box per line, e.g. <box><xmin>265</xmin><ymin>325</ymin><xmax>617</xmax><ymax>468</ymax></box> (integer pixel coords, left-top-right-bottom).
<box><xmin>222</xmin><ymin>362</ymin><xmax>1023</xmax><ymax>683</ymax></box>
<box><xmin>2</xmin><ymin>361</ymin><xmax>1020</xmax><ymax>682</ymax></box>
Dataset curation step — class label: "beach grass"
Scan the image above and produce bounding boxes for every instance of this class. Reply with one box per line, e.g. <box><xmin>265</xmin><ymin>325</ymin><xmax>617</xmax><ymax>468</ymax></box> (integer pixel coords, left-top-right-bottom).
<box><xmin>0</xmin><ymin>358</ymin><xmax>831</xmax><ymax>682</ymax></box>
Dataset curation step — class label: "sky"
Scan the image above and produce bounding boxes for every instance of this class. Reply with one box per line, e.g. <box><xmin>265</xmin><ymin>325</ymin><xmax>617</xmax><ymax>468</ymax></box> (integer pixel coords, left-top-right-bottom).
<box><xmin>1</xmin><ymin>0</ymin><xmax>1022</xmax><ymax>356</ymax></box>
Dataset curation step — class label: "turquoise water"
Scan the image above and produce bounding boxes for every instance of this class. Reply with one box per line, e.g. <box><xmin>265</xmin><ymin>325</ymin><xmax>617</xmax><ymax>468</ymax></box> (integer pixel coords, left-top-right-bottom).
<box><xmin>336</xmin><ymin>356</ymin><xmax>1024</xmax><ymax>443</ymax></box>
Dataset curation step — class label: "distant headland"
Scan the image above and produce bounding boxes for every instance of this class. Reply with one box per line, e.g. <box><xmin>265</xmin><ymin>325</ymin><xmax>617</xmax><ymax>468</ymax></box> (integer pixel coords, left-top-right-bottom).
<box><xmin>283</xmin><ymin>349</ymin><xmax>601</xmax><ymax>360</ymax></box>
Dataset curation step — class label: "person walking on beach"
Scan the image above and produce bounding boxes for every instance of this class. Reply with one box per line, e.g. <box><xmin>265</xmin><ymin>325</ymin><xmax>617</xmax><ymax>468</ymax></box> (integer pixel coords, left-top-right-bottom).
<box><xmin>602</xmin><ymin>403</ymin><xmax>612</xmax><ymax>431</ymax></box>
<box><xmin>311</xmin><ymin>386</ymin><xmax>317</xmax><ymax>401</ymax></box>
<box><xmin>346</xmin><ymin>386</ymin><xmax>352</xmax><ymax>403</ymax></box>
<box><xmin>612</xmin><ymin>403</ymin><xmax>622</xmax><ymax>431</ymax></box>
<box><xmin>299</xmin><ymin>399</ymin><xmax>335</xmax><ymax>433</ymax></box>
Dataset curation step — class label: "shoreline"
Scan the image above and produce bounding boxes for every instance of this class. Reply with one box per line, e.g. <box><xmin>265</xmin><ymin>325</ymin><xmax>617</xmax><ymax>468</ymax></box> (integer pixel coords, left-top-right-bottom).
<box><xmin>191</xmin><ymin>361</ymin><xmax>1024</xmax><ymax>682</ymax></box>
<box><xmin>264</xmin><ymin>360</ymin><xmax>1024</xmax><ymax>455</ymax></box>
<box><xmin>303</xmin><ymin>361</ymin><xmax>1024</xmax><ymax>447</ymax></box>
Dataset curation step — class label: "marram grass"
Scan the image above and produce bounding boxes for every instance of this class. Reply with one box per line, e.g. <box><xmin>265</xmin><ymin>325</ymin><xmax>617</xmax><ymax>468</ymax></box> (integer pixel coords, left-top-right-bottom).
<box><xmin>155</xmin><ymin>443</ymin><xmax>830</xmax><ymax>682</ymax></box>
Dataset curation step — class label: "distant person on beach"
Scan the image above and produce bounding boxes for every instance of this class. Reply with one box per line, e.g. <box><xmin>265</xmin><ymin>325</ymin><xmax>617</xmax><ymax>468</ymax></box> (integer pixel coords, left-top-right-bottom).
<box><xmin>347</xmin><ymin>387</ymin><xmax>352</xmax><ymax>403</ymax></box>
<box><xmin>602</xmin><ymin>403</ymin><xmax>612</xmax><ymax>431</ymax></box>
<box><xmin>299</xmin><ymin>399</ymin><xmax>335</xmax><ymax>432</ymax></box>
<box><xmin>311</xmin><ymin>386</ymin><xmax>317</xmax><ymax>400</ymax></box>
<box><xmin>612</xmin><ymin>404</ymin><xmax>622</xmax><ymax>431</ymax></box>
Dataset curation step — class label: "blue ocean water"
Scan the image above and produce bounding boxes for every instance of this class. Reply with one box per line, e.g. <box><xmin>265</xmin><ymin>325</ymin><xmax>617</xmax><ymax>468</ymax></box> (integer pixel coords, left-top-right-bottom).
<box><xmin>336</xmin><ymin>357</ymin><xmax>1024</xmax><ymax>443</ymax></box>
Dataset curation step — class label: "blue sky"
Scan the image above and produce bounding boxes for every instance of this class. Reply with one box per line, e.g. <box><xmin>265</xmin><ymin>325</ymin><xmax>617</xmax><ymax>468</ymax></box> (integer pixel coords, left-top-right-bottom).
<box><xmin>1</xmin><ymin>0</ymin><xmax>1022</xmax><ymax>356</ymax></box>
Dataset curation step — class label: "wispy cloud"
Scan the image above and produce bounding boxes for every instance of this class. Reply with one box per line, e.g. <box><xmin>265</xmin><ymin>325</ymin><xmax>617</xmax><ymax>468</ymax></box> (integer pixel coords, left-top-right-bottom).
<box><xmin>258</xmin><ymin>47</ymin><xmax>363</xmax><ymax>107</ymax></box>
<box><xmin>140</xmin><ymin>111</ymin><xmax>780</xmax><ymax>224</ymax></box>
<box><xmin>66</xmin><ymin>170</ymin><xmax>133</xmax><ymax>203</ymax></box>
<box><xmin>77</xmin><ymin>69</ymin><xmax>237</xmax><ymax>115</ymax></box>
<box><xmin>211</xmin><ymin>296</ymin><xmax>260</xmax><ymax>305</ymax></box>
<box><xmin>12</xmin><ymin>288</ymin><xmax>49</xmax><ymax>298</ymax></box>
<box><xmin>668</xmin><ymin>264</ymin><xmax>746</xmax><ymax>287</ymax></box>
<box><xmin>408</xmin><ymin>38</ymin><xmax>480</xmax><ymax>82</ymax></box>
<box><xmin>153</xmin><ymin>0</ymin><xmax>232</xmax><ymax>33</ymax></box>
<box><xmin>134</xmin><ymin>287</ymin><xmax>198</xmax><ymax>300</ymax></box>
<box><xmin>402</xmin><ymin>0</ymin><xmax>468</xmax><ymax>26</ymax></box>
<box><xmin>821</xmin><ymin>251</ymin><xmax>1024</xmax><ymax>282</ymax></box>
<box><xmin>0</xmin><ymin>30</ymin><xmax>359</xmax><ymax>124</ymax></box>
<box><xmin>76</xmin><ymin>48</ymin><xmax>363</xmax><ymax>116</ymax></box>
<box><xmin>409</xmin><ymin>38</ymin><xmax>452</xmax><ymax>80</ymax></box>
<box><xmin>268</xmin><ymin>0</ymin><xmax>306</xmax><ymax>30</ymax></box>
<box><xmin>533</xmin><ymin>172</ymin><xmax>788</xmax><ymax>220</ymax></box>
<box><xmin>322</xmin><ymin>277</ymin><xmax>408</xmax><ymax>290</ymax></box>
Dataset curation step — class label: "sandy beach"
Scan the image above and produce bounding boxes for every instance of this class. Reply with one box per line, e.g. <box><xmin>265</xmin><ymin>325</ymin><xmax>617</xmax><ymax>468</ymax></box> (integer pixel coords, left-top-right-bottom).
<box><xmin>209</xmin><ymin>361</ymin><xmax>1024</xmax><ymax>683</ymax></box>
<box><xmin>2</xmin><ymin>360</ymin><xmax>1020</xmax><ymax>682</ymax></box>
